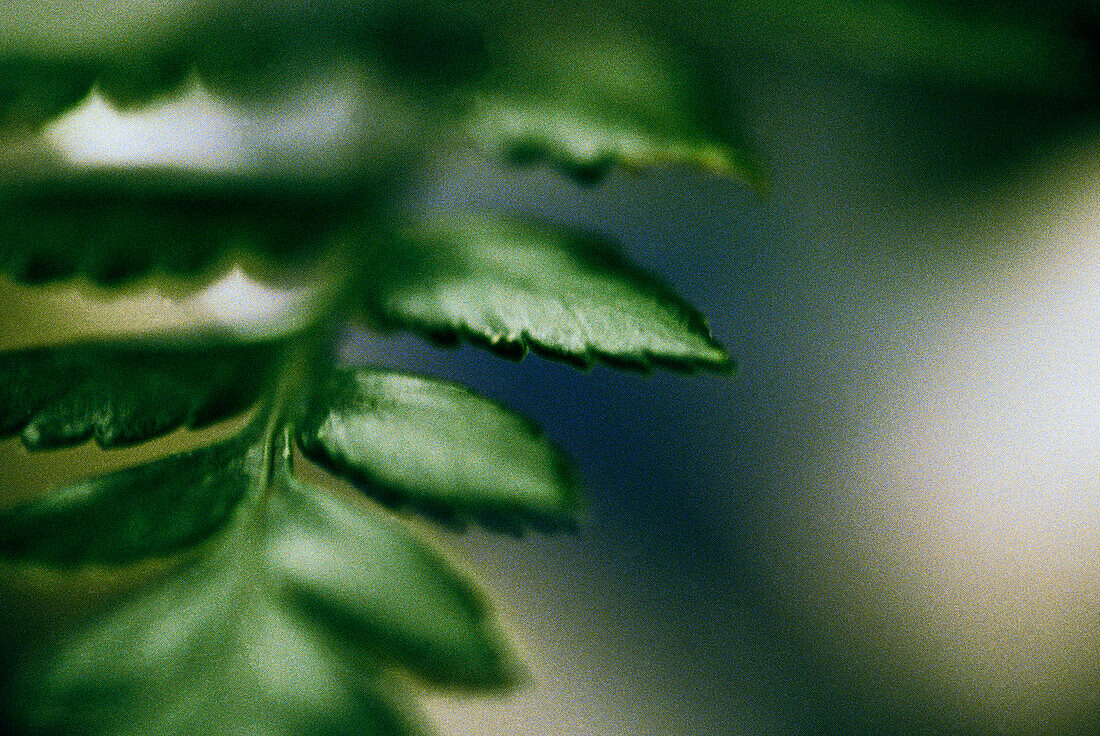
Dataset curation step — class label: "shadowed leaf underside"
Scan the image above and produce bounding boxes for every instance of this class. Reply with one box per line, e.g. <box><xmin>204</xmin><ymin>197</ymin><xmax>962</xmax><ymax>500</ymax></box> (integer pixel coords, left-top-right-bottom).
<box><xmin>0</xmin><ymin>334</ymin><xmax>280</xmax><ymax>450</ymax></box>
<box><xmin>0</xmin><ymin>170</ymin><xmax>376</xmax><ymax>286</ymax></box>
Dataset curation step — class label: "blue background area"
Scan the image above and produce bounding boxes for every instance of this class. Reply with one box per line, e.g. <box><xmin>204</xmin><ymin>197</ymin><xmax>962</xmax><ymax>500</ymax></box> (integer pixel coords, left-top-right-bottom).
<box><xmin>343</xmin><ymin>37</ymin><xmax>1100</xmax><ymax>734</ymax></box>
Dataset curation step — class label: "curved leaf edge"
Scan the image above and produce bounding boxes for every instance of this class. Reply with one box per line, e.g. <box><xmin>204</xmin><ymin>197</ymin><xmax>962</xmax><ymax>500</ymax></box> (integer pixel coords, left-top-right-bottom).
<box><xmin>295</xmin><ymin>367</ymin><xmax>582</xmax><ymax>536</ymax></box>
<box><xmin>0</xmin><ymin>168</ymin><xmax>385</xmax><ymax>289</ymax></box>
<box><xmin>299</xmin><ymin>436</ymin><xmax>582</xmax><ymax>537</ymax></box>
<box><xmin>0</xmin><ymin>431</ymin><xmax>263</xmax><ymax>571</ymax></box>
<box><xmin>356</xmin><ymin>212</ymin><xmax>737</xmax><ymax>375</ymax></box>
<box><xmin>471</xmin><ymin>113</ymin><xmax>769</xmax><ymax>191</ymax></box>
<box><xmin>0</xmin><ymin>333</ymin><xmax>284</xmax><ymax>452</ymax></box>
<box><xmin>271</xmin><ymin>477</ymin><xmax>531</xmax><ymax>692</ymax></box>
<box><xmin>370</xmin><ymin>313</ymin><xmax>736</xmax><ymax>375</ymax></box>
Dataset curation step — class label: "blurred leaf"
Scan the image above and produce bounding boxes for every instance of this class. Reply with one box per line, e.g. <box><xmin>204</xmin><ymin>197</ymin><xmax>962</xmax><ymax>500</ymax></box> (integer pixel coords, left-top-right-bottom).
<box><xmin>713</xmin><ymin>0</ymin><xmax>1100</xmax><ymax>94</ymax></box>
<box><xmin>192</xmin><ymin>9</ymin><xmax>322</xmax><ymax>105</ymax></box>
<box><xmin>462</xmin><ymin>23</ymin><xmax>760</xmax><ymax>184</ymax></box>
<box><xmin>0</xmin><ymin>1</ymin><xmax>198</xmax><ymax>59</ymax></box>
<box><xmin>0</xmin><ymin>435</ymin><xmax>259</xmax><ymax>567</ymax></box>
<box><xmin>344</xmin><ymin>2</ymin><xmax>492</xmax><ymax>86</ymax></box>
<box><xmin>0</xmin><ymin>334</ymin><xmax>280</xmax><ymax>450</ymax></box>
<box><xmin>297</xmin><ymin>367</ymin><xmax>578</xmax><ymax>532</ymax></box>
<box><xmin>359</xmin><ymin>215</ymin><xmax>733</xmax><ymax>371</ymax></box>
<box><xmin>193</xmin><ymin>2</ymin><xmax>494</xmax><ymax>102</ymax></box>
<box><xmin>0</xmin><ymin>57</ymin><xmax>95</xmax><ymax>131</ymax></box>
<box><xmin>266</xmin><ymin>475</ymin><xmax>525</xmax><ymax>686</ymax></box>
<box><xmin>96</xmin><ymin>49</ymin><xmax>190</xmax><ymax>110</ymax></box>
<box><xmin>4</xmin><ymin>548</ymin><xmax>430</xmax><ymax>736</ymax></box>
<box><xmin>3</xmin><ymin>450</ymin><xmax>516</xmax><ymax>736</ymax></box>
<box><xmin>0</xmin><ymin>170</ymin><xmax>378</xmax><ymax>286</ymax></box>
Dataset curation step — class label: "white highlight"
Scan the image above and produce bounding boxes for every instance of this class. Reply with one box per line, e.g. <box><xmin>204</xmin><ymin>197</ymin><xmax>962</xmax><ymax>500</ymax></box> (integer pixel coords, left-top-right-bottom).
<box><xmin>46</xmin><ymin>78</ymin><xmax>253</xmax><ymax>171</ymax></box>
<box><xmin>183</xmin><ymin>266</ymin><xmax>322</xmax><ymax>337</ymax></box>
<box><xmin>44</xmin><ymin>65</ymin><xmax>366</xmax><ymax>173</ymax></box>
<box><xmin>833</xmin><ymin>146</ymin><xmax>1100</xmax><ymax>724</ymax></box>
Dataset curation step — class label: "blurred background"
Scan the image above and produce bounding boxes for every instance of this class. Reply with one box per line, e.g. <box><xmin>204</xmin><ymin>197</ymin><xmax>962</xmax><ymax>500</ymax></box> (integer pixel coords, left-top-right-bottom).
<box><xmin>6</xmin><ymin>2</ymin><xmax>1100</xmax><ymax>734</ymax></box>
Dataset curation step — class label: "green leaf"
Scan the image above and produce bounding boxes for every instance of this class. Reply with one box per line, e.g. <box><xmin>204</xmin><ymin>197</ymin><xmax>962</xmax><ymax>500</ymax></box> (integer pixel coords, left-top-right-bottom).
<box><xmin>4</xmin><ymin>450</ymin><xmax>517</xmax><ymax>736</ymax></box>
<box><xmin>344</xmin><ymin>2</ymin><xmax>493</xmax><ymax>87</ymax></box>
<box><xmin>297</xmin><ymin>367</ymin><xmax>578</xmax><ymax>533</ymax></box>
<box><xmin>358</xmin><ymin>214</ymin><xmax>733</xmax><ymax>371</ymax></box>
<box><xmin>191</xmin><ymin>9</ymin><xmax>323</xmax><ymax>104</ymax></box>
<box><xmin>0</xmin><ymin>435</ymin><xmax>259</xmax><ymax>567</ymax></box>
<box><xmin>266</xmin><ymin>477</ymin><xmax>524</xmax><ymax>688</ymax></box>
<box><xmin>0</xmin><ymin>57</ymin><xmax>95</xmax><ymax>131</ymax></box>
<box><xmin>5</xmin><ymin>549</ymin><xmax>431</xmax><ymax>736</ymax></box>
<box><xmin>461</xmin><ymin>24</ymin><xmax>760</xmax><ymax>184</ymax></box>
<box><xmin>0</xmin><ymin>334</ymin><xmax>280</xmax><ymax>450</ymax></box>
<box><xmin>195</xmin><ymin>2</ymin><xmax>493</xmax><ymax>102</ymax></box>
<box><xmin>0</xmin><ymin>2</ymin><xmax>493</xmax><ymax>117</ymax></box>
<box><xmin>0</xmin><ymin>170</ymin><xmax>379</xmax><ymax>286</ymax></box>
<box><xmin>96</xmin><ymin>49</ymin><xmax>190</xmax><ymax>110</ymax></box>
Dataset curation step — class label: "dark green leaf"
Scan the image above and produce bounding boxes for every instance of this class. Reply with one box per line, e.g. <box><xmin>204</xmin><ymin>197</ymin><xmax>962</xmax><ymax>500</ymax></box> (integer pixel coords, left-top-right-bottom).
<box><xmin>462</xmin><ymin>24</ymin><xmax>760</xmax><ymax>184</ymax></box>
<box><xmin>0</xmin><ymin>170</ymin><xmax>380</xmax><ymax>286</ymax></box>
<box><xmin>0</xmin><ymin>57</ymin><xmax>95</xmax><ymax>131</ymax></box>
<box><xmin>4</xmin><ymin>546</ymin><xmax>431</xmax><ymax>736</ymax></box>
<box><xmin>359</xmin><ymin>215</ymin><xmax>733</xmax><ymax>371</ymax></box>
<box><xmin>0</xmin><ymin>435</ymin><xmax>259</xmax><ymax>567</ymax></box>
<box><xmin>0</xmin><ymin>334</ymin><xmax>280</xmax><ymax>450</ymax></box>
<box><xmin>190</xmin><ymin>3</ymin><xmax>492</xmax><ymax>105</ymax></box>
<box><xmin>1</xmin><ymin>3</ymin><xmax>493</xmax><ymax>114</ymax></box>
<box><xmin>297</xmin><ymin>367</ymin><xmax>578</xmax><ymax>532</ymax></box>
<box><xmin>96</xmin><ymin>50</ymin><xmax>190</xmax><ymax>110</ymax></box>
<box><xmin>3</xmin><ymin>450</ymin><xmax>517</xmax><ymax>736</ymax></box>
<box><xmin>192</xmin><ymin>10</ymin><xmax>322</xmax><ymax>105</ymax></box>
<box><xmin>343</xmin><ymin>2</ymin><xmax>494</xmax><ymax>87</ymax></box>
<box><xmin>266</xmin><ymin>476</ymin><xmax>524</xmax><ymax>688</ymax></box>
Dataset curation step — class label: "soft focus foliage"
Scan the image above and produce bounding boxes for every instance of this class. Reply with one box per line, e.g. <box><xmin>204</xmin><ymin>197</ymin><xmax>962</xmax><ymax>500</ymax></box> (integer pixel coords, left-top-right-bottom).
<box><xmin>3</xmin><ymin>1</ymin><xmax>1099</xmax><ymax>735</ymax></box>
<box><xmin>0</xmin><ymin>3</ymin><xmax>741</xmax><ymax>734</ymax></box>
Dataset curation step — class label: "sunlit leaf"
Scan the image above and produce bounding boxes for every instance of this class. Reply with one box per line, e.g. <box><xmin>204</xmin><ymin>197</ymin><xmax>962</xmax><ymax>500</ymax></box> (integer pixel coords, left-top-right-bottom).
<box><xmin>3</xmin><ymin>449</ymin><xmax>517</xmax><ymax>736</ymax></box>
<box><xmin>359</xmin><ymin>214</ymin><xmax>733</xmax><ymax>371</ymax></box>
<box><xmin>0</xmin><ymin>334</ymin><xmax>280</xmax><ymax>450</ymax></box>
<box><xmin>462</xmin><ymin>23</ymin><xmax>759</xmax><ymax>184</ymax></box>
<box><xmin>266</xmin><ymin>476</ymin><xmax>525</xmax><ymax>687</ymax></box>
<box><xmin>0</xmin><ymin>435</ymin><xmax>259</xmax><ymax>567</ymax></box>
<box><xmin>0</xmin><ymin>170</ymin><xmax>378</xmax><ymax>286</ymax></box>
<box><xmin>297</xmin><ymin>367</ymin><xmax>578</xmax><ymax>533</ymax></box>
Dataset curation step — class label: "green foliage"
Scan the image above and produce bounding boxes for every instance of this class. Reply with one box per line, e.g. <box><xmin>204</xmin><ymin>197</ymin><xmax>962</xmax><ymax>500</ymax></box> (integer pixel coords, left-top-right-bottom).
<box><xmin>9</xmin><ymin>0</ymin><xmax>1090</xmax><ymax>734</ymax></box>
<box><xmin>6</xmin><ymin>431</ymin><xmax>512</xmax><ymax>736</ymax></box>
<box><xmin>0</xmin><ymin>434</ymin><xmax>258</xmax><ymax>566</ymax></box>
<box><xmin>358</xmin><ymin>214</ymin><xmax>733</xmax><ymax>370</ymax></box>
<box><xmin>0</xmin><ymin>58</ymin><xmax>95</xmax><ymax>131</ymax></box>
<box><xmin>297</xmin><ymin>368</ymin><xmax>577</xmax><ymax>532</ymax></box>
<box><xmin>0</xmin><ymin>335</ymin><xmax>279</xmax><ymax>449</ymax></box>
<box><xmin>461</xmin><ymin>22</ymin><xmax>760</xmax><ymax>184</ymax></box>
<box><xmin>0</xmin><ymin>4</ymin><xmax>746</xmax><ymax>734</ymax></box>
<box><xmin>0</xmin><ymin>171</ymin><xmax>380</xmax><ymax>285</ymax></box>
